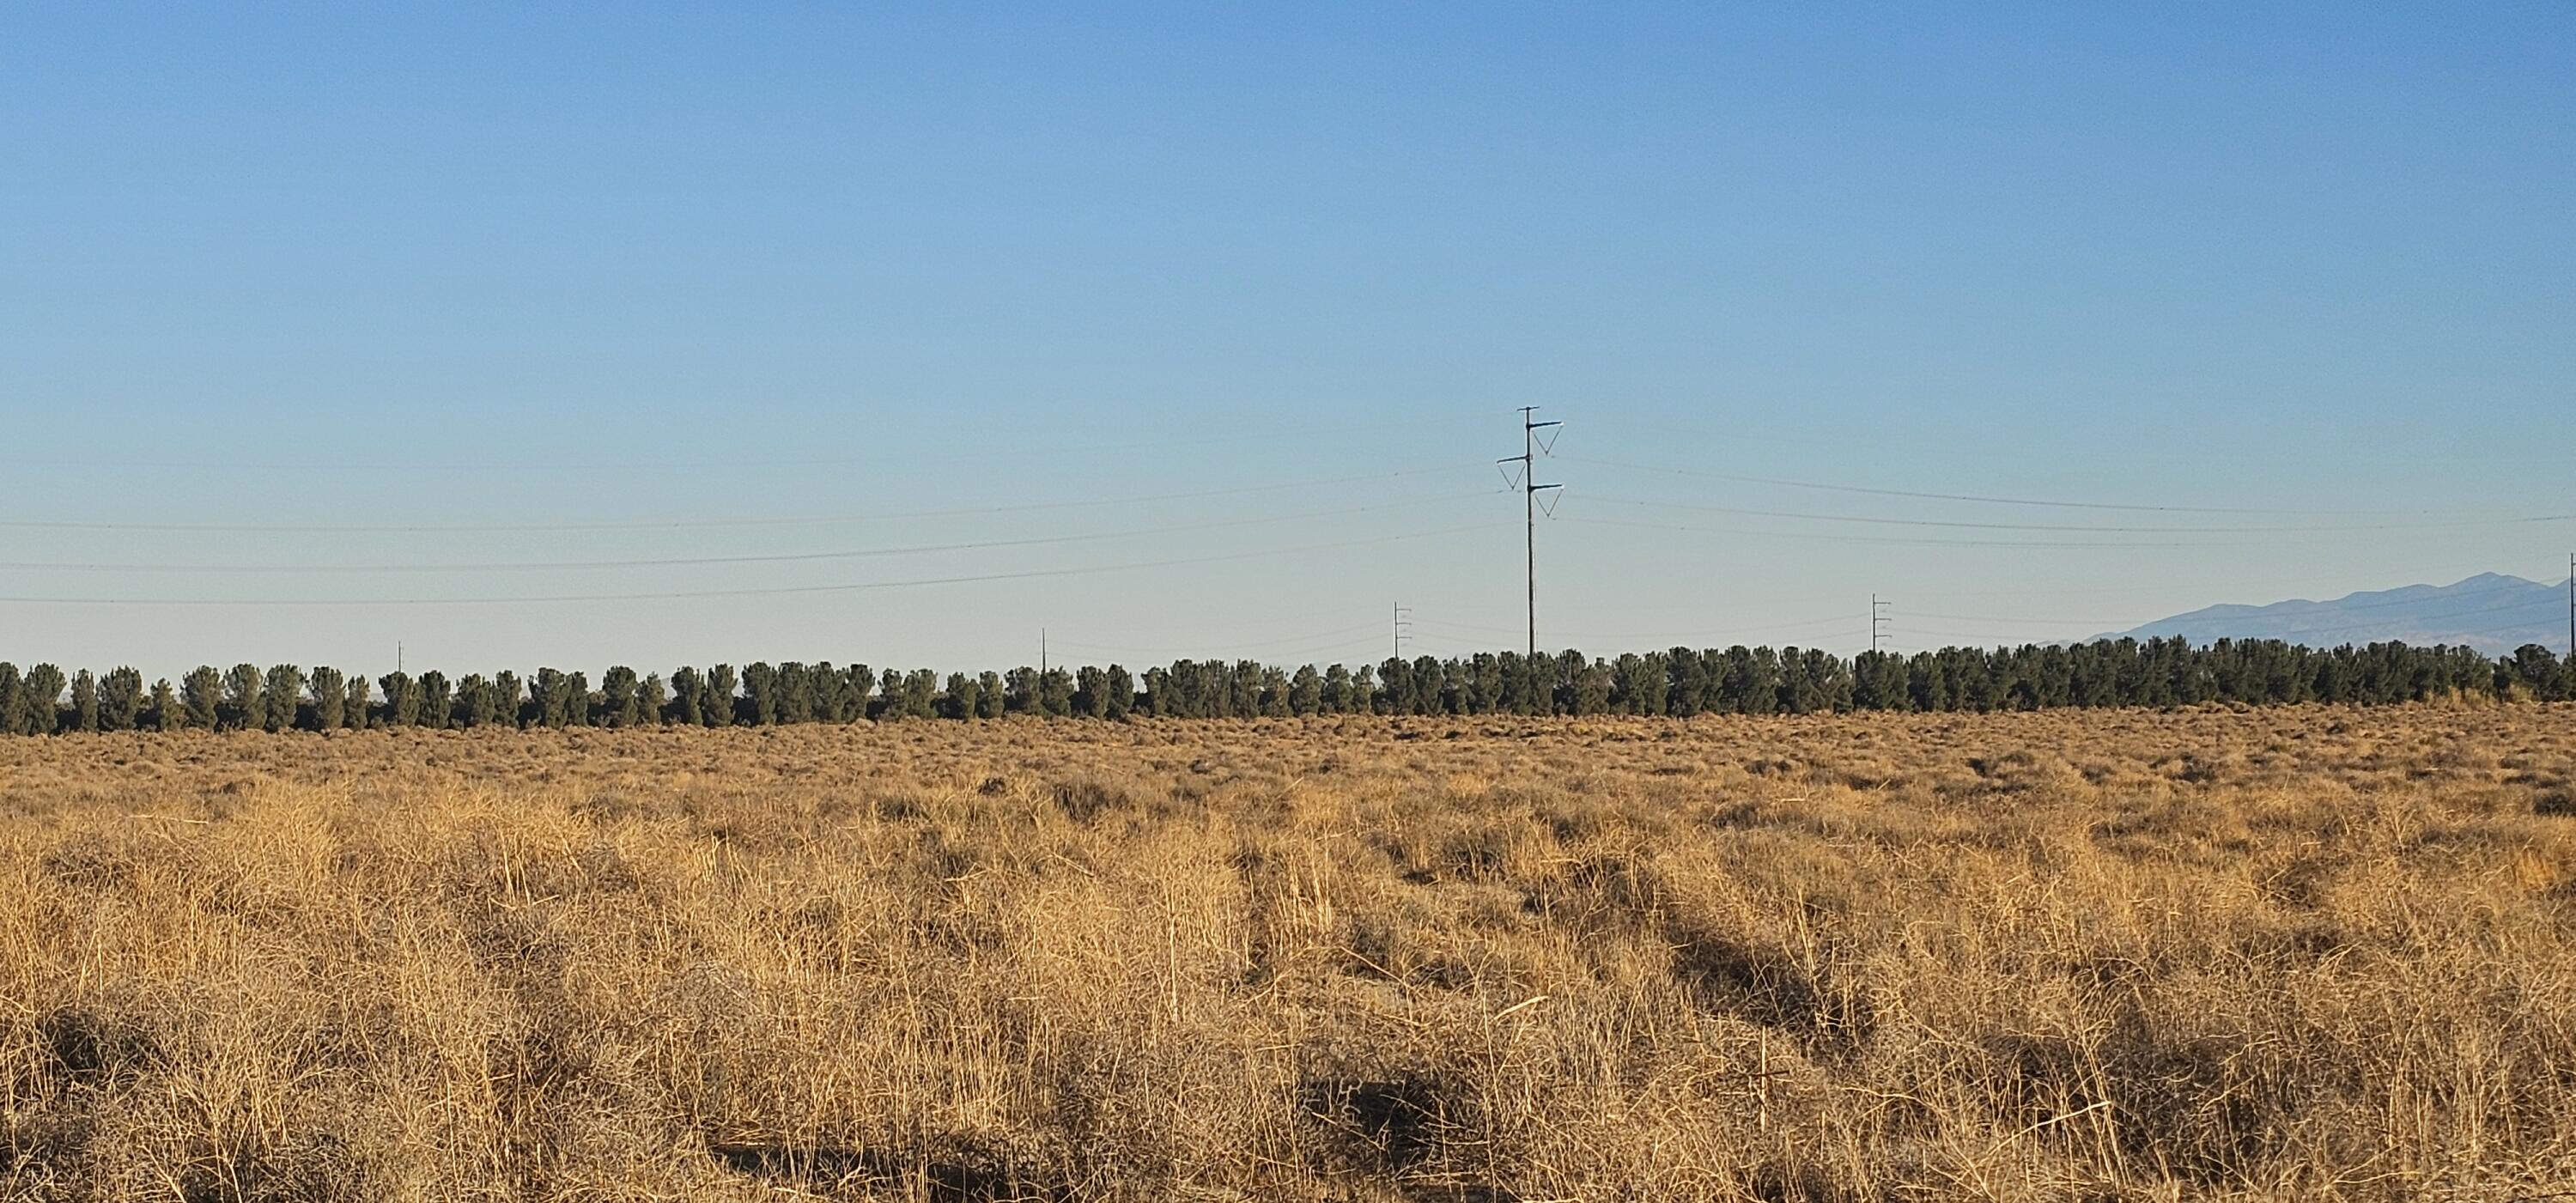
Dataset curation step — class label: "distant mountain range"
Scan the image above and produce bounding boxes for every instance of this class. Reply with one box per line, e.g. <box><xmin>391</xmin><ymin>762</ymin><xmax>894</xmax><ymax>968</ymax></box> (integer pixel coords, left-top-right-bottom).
<box><xmin>2103</xmin><ymin>573</ymin><xmax>2572</xmax><ymax>656</ymax></box>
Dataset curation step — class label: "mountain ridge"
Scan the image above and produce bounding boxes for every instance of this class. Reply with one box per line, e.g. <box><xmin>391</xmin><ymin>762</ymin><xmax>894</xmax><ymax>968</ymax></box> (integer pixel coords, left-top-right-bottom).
<box><xmin>2102</xmin><ymin>573</ymin><xmax>2571</xmax><ymax>656</ymax></box>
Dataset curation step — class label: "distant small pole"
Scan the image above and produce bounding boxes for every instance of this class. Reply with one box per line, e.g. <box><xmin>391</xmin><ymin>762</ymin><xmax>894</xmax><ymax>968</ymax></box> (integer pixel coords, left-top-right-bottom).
<box><xmin>2567</xmin><ymin>552</ymin><xmax>2573</xmax><ymax>659</ymax></box>
<box><xmin>397</xmin><ymin>641</ymin><xmax>403</xmax><ymax>673</ymax></box>
<box><xmin>1872</xmin><ymin>596</ymin><xmax>1893</xmax><ymax>653</ymax></box>
<box><xmin>1041</xmin><ymin>628</ymin><xmax>1048</xmax><ymax>677</ymax></box>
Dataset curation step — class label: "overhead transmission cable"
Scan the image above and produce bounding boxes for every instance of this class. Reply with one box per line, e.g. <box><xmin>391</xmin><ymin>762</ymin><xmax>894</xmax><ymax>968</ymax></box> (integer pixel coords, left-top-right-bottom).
<box><xmin>0</xmin><ymin>463</ymin><xmax>1479</xmax><ymax>534</ymax></box>
<box><xmin>1578</xmin><ymin>493</ymin><xmax>2576</xmax><ymax>536</ymax></box>
<box><xmin>0</xmin><ymin>491</ymin><xmax>1493</xmax><ymax>575</ymax></box>
<box><xmin>1554</xmin><ymin>514</ymin><xmax>2253</xmax><ymax>550</ymax></box>
<box><xmin>1555</xmin><ymin>453</ymin><xmax>2484</xmax><ymax>517</ymax></box>
<box><xmin>1412</xmin><ymin>611</ymin><xmax>1865</xmax><ymax>642</ymax></box>
<box><xmin>1041</xmin><ymin>618</ymin><xmax>1394</xmax><ymax>659</ymax></box>
<box><xmin>0</xmin><ymin>523</ymin><xmax>1504</xmax><ymax>607</ymax></box>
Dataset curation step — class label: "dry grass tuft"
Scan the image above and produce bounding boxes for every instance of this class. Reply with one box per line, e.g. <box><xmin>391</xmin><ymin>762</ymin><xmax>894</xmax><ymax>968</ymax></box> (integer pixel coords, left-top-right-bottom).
<box><xmin>3</xmin><ymin>706</ymin><xmax>2574</xmax><ymax>1199</ymax></box>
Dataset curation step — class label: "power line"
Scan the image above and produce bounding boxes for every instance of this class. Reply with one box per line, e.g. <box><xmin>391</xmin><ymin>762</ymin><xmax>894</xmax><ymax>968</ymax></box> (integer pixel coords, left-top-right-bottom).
<box><xmin>1042</xmin><ymin>630</ymin><xmax>1393</xmax><ymax>666</ymax></box>
<box><xmin>1558</xmin><ymin>453</ymin><xmax>2475</xmax><ymax>517</ymax></box>
<box><xmin>16</xmin><ymin>414</ymin><xmax>1496</xmax><ymax>473</ymax></box>
<box><xmin>1556</xmin><ymin>513</ymin><xmax>2249</xmax><ymax>550</ymax></box>
<box><xmin>0</xmin><ymin>523</ymin><xmax>1503</xmax><ymax>607</ymax></box>
<box><xmin>1402</xmin><ymin>625</ymin><xmax>1878</xmax><ymax>655</ymax></box>
<box><xmin>1412</xmin><ymin>611</ymin><xmax>1865</xmax><ymax>642</ymax></box>
<box><xmin>1043</xmin><ymin>618</ymin><xmax>1393</xmax><ymax>659</ymax></box>
<box><xmin>1578</xmin><ymin>492</ymin><xmax>2576</xmax><ymax>536</ymax></box>
<box><xmin>0</xmin><ymin>463</ymin><xmax>1477</xmax><ymax>535</ymax></box>
<box><xmin>0</xmin><ymin>491</ymin><xmax>1492</xmax><ymax>574</ymax></box>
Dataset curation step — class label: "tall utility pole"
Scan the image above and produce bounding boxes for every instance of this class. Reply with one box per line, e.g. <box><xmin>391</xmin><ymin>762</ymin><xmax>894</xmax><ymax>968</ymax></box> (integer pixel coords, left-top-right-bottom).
<box><xmin>1393</xmin><ymin>604</ymin><xmax>1413</xmax><ymax>663</ymax></box>
<box><xmin>1872</xmin><ymin>596</ymin><xmax>1893</xmax><ymax>653</ymax></box>
<box><xmin>2567</xmin><ymin>552</ymin><xmax>2573</xmax><ymax>659</ymax></box>
<box><xmin>1499</xmin><ymin>407</ymin><xmax>1562</xmax><ymax>659</ymax></box>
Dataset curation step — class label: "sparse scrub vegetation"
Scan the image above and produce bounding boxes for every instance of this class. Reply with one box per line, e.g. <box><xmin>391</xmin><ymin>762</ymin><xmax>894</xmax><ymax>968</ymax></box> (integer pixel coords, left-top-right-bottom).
<box><xmin>3</xmin><ymin>706</ymin><xmax>2574</xmax><ymax>1199</ymax></box>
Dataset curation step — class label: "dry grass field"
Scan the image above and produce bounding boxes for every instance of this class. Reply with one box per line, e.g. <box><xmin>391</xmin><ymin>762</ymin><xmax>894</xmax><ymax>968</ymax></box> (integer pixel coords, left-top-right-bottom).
<box><xmin>4</xmin><ymin>706</ymin><xmax>2574</xmax><ymax>1201</ymax></box>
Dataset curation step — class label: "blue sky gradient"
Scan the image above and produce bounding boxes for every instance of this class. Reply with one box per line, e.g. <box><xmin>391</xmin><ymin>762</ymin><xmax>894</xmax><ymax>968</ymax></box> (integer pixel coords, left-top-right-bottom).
<box><xmin>3</xmin><ymin>3</ymin><xmax>2570</xmax><ymax>677</ymax></box>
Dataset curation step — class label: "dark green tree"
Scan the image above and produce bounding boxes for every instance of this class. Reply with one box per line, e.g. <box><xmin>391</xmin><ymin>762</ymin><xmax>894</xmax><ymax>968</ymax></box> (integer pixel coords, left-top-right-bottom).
<box><xmin>1104</xmin><ymin>665</ymin><xmax>1134</xmax><ymax>719</ymax></box>
<box><xmin>180</xmin><ymin>666</ymin><xmax>221</xmax><ymax>729</ymax></box>
<box><xmin>640</xmin><ymin>673</ymin><xmax>667</xmax><ymax>724</ymax></box>
<box><xmin>945</xmin><ymin>672</ymin><xmax>980</xmax><ymax>720</ymax></box>
<box><xmin>344</xmin><ymin>675</ymin><xmax>371</xmax><ymax>728</ymax></box>
<box><xmin>1662</xmin><ymin>648</ymin><xmax>1708</xmax><ymax>718</ymax></box>
<box><xmin>457</xmin><ymin>674</ymin><xmax>493</xmax><ymax>728</ymax></box>
<box><xmin>380</xmin><ymin>671</ymin><xmax>418</xmax><ymax>726</ymax></box>
<box><xmin>309</xmin><ymin>667</ymin><xmax>346</xmax><ymax>730</ymax></box>
<box><xmin>23</xmin><ymin>665</ymin><xmax>65</xmax><ymax>733</ymax></box>
<box><xmin>70</xmin><ymin>670</ymin><xmax>98</xmax><ymax>732</ymax></box>
<box><xmin>223</xmin><ymin>664</ymin><xmax>264</xmax><ymax>731</ymax></box>
<box><xmin>1259</xmin><ymin>665</ymin><xmax>1290</xmax><ymax>717</ymax></box>
<box><xmin>1376</xmin><ymin>657</ymin><xmax>1413</xmax><ymax>715</ymax></box>
<box><xmin>975</xmin><ymin>671</ymin><xmax>1005</xmax><ymax>719</ymax></box>
<box><xmin>100</xmin><ymin>667</ymin><xmax>143</xmax><ymax>732</ymax></box>
<box><xmin>876</xmin><ymin>668</ymin><xmax>906</xmax><ymax>720</ymax></box>
<box><xmin>775</xmin><ymin>663</ymin><xmax>813</xmax><ymax>724</ymax></box>
<box><xmin>602</xmin><ymin>666</ymin><xmax>641</xmax><ymax>727</ymax></box>
<box><xmin>149</xmin><ymin>679</ymin><xmax>179</xmax><ymax>732</ymax></box>
<box><xmin>1287</xmin><ymin>665</ymin><xmax>1322</xmax><ymax>715</ymax></box>
<box><xmin>705</xmin><ymin>665</ymin><xmax>737</xmax><ymax>726</ymax></box>
<box><xmin>669</xmin><ymin>667</ymin><xmax>704</xmax><ymax>726</ymax></box>
<box><xmin>1410</xmin><ymin>656</ymin><xmax>1446</xmax><ymax>715</ymax></box>
<box><xmin>1322</xmin><ymin>664</ymin><xmax>1355</xmax><ymax>714</ymax></box>
<box><xmin>2507</xmin><ymin>644</ymin><xmax>2565</xmax><ymax>702</ymax></box>
<box><xmin>855</xmin><ymin>665</ymin><xmax>886</xmax><ymax>721</ymax></box>
<box><xmin>740</xmin><ymin>662</ymin><xmax>778</xmax><ymax>726</ymax></box>
<box><xmin>1570</xmin><ymin>655</ymin><xmax>1613</xmax><ymax>715</ymax></box>
<box><xmin>263</xmin><ymin>665</ymin><xmax>304</xmax><ymax>732</ymax></box>
<box><xmin>1850</xmin><ymin>650</ymin><xmax>1909</xmax><ymax>712</ymax></box>
<box><xmin>1036</xmin><ymin>668</ymin><xmax>1074</xmax><ymax>717</ymax></box>
<box><xmin>531</xmin><ymin>669</ymin><xmax>564</xmax><ymax>727</ymax></box>
<box><xmin>491</xmin><ymin>671</ymin><xmax>521</xmax><ymax>728</ymax></box>
<box><xmin>416</xmin><ymin>670</ymin><xmax>449</xmax><ymax>730</ymax></box>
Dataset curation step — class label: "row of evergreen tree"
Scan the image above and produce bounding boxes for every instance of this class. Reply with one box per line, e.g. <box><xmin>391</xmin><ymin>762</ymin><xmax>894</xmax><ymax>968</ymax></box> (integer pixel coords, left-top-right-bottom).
<box><xmin>0</xmin><ymin>637</ymin><xmax>2567</xmax><ymax>734</ymax></box>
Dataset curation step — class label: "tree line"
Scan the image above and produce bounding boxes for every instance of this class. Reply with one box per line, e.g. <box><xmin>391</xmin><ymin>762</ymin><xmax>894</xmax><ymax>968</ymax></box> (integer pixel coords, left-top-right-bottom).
<box><xmin>0</xmin><ymin>637</ymin><xmax>2566</xmax><ymax>735</ymax></box>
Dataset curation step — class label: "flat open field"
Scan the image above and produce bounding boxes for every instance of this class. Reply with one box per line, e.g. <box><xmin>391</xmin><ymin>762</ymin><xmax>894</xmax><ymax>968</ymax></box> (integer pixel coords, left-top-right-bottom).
<box><xmin>4</xmin><ymin>707</ymin><xmax>2574</xmax><ymax>1201</ymax></box>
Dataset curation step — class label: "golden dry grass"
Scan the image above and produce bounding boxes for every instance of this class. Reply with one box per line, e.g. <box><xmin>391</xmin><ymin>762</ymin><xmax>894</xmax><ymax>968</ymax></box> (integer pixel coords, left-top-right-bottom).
<box><xmin>4</xmin><ymin>706</ymin><xmax>2575</xmax><ymax>1201</ymax></box>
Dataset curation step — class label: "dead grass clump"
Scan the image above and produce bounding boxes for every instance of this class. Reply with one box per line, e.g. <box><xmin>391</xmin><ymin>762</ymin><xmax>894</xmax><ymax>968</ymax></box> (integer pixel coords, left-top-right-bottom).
<box><xmin>1048</xmin><ymin>776</ymin><xmax>1141</xmax><ymax>823</ymax></box>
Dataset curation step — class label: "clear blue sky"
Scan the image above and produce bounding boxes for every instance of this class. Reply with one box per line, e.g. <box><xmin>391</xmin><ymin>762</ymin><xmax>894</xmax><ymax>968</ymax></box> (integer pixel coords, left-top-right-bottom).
<box><xmin>3</xmin><ymin>3</ymin><xmax>2570</xmax><ymax>679</ymax></box>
